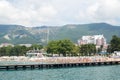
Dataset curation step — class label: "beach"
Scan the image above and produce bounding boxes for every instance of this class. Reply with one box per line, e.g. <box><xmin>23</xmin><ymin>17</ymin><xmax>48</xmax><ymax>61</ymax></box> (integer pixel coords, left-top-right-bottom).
<box><xmin>0</xmin><ymin>56</ymin><xmax>120</xmax><ymax>64</ymax></box>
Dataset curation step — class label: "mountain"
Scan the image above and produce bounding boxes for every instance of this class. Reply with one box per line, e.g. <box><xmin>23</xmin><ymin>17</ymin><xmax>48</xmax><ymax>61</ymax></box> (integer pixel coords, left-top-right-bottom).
<box><xmin>0</xmin><ymin>25</ymin><xmax>37</xmax><ymax>44</ymax></box>
<box><xmin>0</xmin><ymin>23</ymin><xmax>120</xmax><ymax>44</ymax></box>
<box><xmin>55</xmin><ymin>23</ymin><xmax>120</xmax><ymax>43</ymax></box>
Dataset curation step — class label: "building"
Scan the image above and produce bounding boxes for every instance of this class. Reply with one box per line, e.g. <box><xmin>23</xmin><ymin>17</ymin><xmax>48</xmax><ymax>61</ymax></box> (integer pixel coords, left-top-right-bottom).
<box><xmin>19</xmin><ymin>44</ymin><xmax>32</xmax><ymax>47</ymax></box>
<box><xmin>78</xmin><ymin>35</ymin><xmax>107</xmax><ymax>49</ymax></box>
<box><xmin>0</xmin><ymin>43</ymin><xmax>14</xmax><ymax>47</ymax></box>
<box><xmin>113</xmin><ymin>51</ymin><xmax>120</xmax><ymax>56</ymax></box>
<box><xmin>26</xmin><ymin>49</ymin><xmax>46</xmax><ymax>58</ymax></box>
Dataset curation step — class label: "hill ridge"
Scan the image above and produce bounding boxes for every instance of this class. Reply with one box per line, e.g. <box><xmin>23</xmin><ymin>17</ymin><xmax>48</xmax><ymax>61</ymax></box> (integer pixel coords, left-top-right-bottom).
<box><xmin>0</xmin><ymin>23</ymin><xmax>120</xmax><ymax>44</ymax></box>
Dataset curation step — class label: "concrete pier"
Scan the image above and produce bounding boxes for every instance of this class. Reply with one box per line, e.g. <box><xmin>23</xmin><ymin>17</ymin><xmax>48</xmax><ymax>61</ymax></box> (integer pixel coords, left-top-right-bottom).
<box><xmin>0</xmin><ymin>61</ymin><xmax>120</xmax><ymax>70</ymax></box>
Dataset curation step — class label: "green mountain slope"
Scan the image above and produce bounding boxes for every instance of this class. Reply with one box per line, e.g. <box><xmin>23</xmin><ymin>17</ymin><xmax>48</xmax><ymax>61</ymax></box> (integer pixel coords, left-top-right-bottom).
<box><xmin>54</xmin><ymin>23</ymin><xmax>120</xmax><ymax>43</ymax></box>
<box><xmin>0</xmin><ymin>25</ymin><xmax>37</xmax><ymax>44</ymax></box>
<box><xmin>0</xmin><ymin>23</ymin><xmax>120</xmax><ymax>44</ymax></box>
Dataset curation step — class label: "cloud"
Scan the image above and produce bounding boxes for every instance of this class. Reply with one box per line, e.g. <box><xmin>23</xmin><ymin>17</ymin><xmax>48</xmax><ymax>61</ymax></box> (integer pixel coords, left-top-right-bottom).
<box><xmin>77</xmin><ymin>0</ymin><xmax>120</xmax><ymax>25</ymax></box>
<box><xmin>0</xmin><ymin>0</ymin><xmax>120</xmax><ymax>26</ymax></box>
<box><xmin>0</xmin><ymin>0</ymin><xmax>57</xmax><ymax>26</ymax></box>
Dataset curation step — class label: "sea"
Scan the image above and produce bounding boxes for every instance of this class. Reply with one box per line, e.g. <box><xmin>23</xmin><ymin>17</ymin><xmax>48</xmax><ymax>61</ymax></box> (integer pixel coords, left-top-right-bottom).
<box><xmin>0</xmin><ymin>64</ymin><xmax>120</xmax><ymax>80</ymax></box>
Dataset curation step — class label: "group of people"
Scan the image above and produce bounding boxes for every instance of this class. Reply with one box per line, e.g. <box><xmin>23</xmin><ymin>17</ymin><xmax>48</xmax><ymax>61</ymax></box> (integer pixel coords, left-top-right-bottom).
<box><xmin>0</xmin><ymin>56</ymin><xmax>119</xmax><ymax>64</ymax></box>
<box><xmin>29</xmin><ymin>56</ymin><xmax>119</xmax><ymax>64</ymax></box>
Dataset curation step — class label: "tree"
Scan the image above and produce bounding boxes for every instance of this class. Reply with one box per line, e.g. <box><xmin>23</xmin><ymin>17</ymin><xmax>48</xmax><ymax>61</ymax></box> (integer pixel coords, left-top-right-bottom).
<box><xmin>30</xmin><ymin>44</ymin><xmax>43</xmax><ymax>50</ymax></box>
<box><xmin>11</xmin><ymin>45</ymin><xmax>21</xmax><ymax>56</ymax></box>
<box><xmin>57</xmin><ymin>39</ymin><xmax>75</xmax><ymax>56</ymax></box>
<box><xmin>109</xmin><ymin>35</ymin><xmax>120</xmax><ymax>52</ymax></box>
<box><xmin>107</xmin><ymin>45</ymin><xmax>111</xmax><ymax>53</ymax></box>
<box><xmin>71</xmin><ymin>46</ymin><xmax>79</xmax><ymax>56</ymax></box>
<box><xmin>47</xmin><ymin>40</ymin><xmax>58</xmax><ymax>56</ymax></box>
<box><xmin>0</xmin><ymin>47</ymin><xmax>6</xmax><ymax>56</ymax></box>
<box><xmin>80</xmin><ymin>44</ymin><xmax>96</xmax><ymax>56</ymax></box>
<box><xmin>0</xmin><ymin>44</ymin><xmax>43</xmax><ymax>56</ymax></box>
<box><xmin>5</xmin><ymin>46</ymin><xmax>13</xmax><ymax>56</ymax></box>
<box><xmin>46</xmin><ymin>39</ymin><xmax>76</xmax><ymax>57</ymax></box>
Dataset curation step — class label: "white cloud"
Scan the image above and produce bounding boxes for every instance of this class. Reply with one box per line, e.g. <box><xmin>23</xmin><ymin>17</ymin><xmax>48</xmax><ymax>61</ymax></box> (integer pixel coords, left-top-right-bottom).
<box><xmin>0</xmin><ymin>0</ymin><xmax>120</xmax><ymax>26</ymax></box>
<box><xmin>77</xmin><ymin>0</ymin><xmax>120</xmax><ymax>25</ymax></box>
<box><xmin>37</xmin><ymin>5</ymin><xmax>57</xmax><ymax>21</ymax></box>
<box><xmin>0</xmin><ymin>0</ymin><xmax>57</xmax><ymax>26</ymax></box>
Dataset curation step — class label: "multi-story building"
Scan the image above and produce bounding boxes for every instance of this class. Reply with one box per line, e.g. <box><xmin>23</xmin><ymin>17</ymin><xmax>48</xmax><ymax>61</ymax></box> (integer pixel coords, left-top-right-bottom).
<box><xmin>78</xmin><ymin>35</ymin><xmax>107</xmax><ymax>49</ymax></box>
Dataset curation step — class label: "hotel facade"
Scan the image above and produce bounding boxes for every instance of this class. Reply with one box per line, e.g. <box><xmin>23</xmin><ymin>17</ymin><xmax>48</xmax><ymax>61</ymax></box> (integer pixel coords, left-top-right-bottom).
<box><xmin>78</xmin><ymin>35</ymin><xmax>107</xmax><ymax>50</ymax></box>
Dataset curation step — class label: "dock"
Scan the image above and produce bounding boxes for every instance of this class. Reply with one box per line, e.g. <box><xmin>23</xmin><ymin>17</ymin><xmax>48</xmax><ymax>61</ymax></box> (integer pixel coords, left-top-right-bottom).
<box><xmin>0</xmin><ymin>61</ymin><xmax>120</xmax><ymax>70</ymax></box>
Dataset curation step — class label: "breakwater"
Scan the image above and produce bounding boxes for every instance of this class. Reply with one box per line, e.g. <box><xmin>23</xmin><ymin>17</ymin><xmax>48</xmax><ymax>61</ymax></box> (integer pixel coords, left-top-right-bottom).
<box><xmin>0</xmin><ymin>61</ymin><xmax>120</xmax><ymax>70</ymax></box>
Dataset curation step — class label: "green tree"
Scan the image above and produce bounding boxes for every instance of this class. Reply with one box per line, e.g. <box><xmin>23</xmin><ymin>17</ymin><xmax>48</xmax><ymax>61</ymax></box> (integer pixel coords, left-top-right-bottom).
<box><xmin>71</xmin><ymin>46</ymin><xmax>79</xmax><ymax>56</ymax></box>
<box><xmin>10</xmin><ymin>45</ymin><xmax>27</xmax><ymax>56</ymax></box>
<box><xmin>0</xmin><ymin>47</ymin><xmax>6</xmax><ymax>56</ymax></box>
<box><xmin>107</xmin><ymin>45</ymin><xmax>111</xmax><ymax>53</ymax></box>
<box><xmin>109</xmin><ymin>35</ymin><xmax>120</xmax><ymax>52</ymax></box>
<box><xmin>20</xmin><ymin>46</ymin><xmax>28</xmax><ymax>56</ymax></box>
<box><xmin>57</xmin><ymin>39</ymin><xmax>75</xmax><ymax>56</ymax></box>
<box><xmin>30</xmin><ymin>44</ymin><xmax>43</xmax><ymax>50</ymax></box>
<box><xmin>5</xmin><ymin>46</ymin><xmax>13</xmax><ymax>56</ymax></box>
<box><xmin>47</xmin><ymin>40</ymin><xmax>58</xmax><ymax>56</ymax></box>
<box><xmin>80</xmin><ymin>44</ymin><xmax>96</xmax><ymax>56</ymax></box>
<box><xmin>0</xmin><ymin>44</ymin><xmax>44</xmax><ymax>56</ymax></box>
<box><xmin>47</xmin><ymin>39</ymin><xmax>76</xmax><ymax>57</ymax></box>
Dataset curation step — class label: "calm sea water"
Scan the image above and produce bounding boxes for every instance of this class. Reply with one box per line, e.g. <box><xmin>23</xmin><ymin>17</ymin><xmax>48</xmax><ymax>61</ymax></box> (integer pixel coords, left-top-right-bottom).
<box><xmin>0</xmin><ymin>65</ymin><xmax>120</xmax><ymax>80</ymax></box>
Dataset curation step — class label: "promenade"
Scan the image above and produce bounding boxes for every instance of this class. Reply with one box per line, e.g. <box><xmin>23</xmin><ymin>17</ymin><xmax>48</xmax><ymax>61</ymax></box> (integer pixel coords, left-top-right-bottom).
<box><xmin>0</xmin><ymin>56</ymin><xmax>120</xmax><ymax>70</ymax></box>
<box><xmin>0</xmin><ymin>56</ymin><xmax>120</xmax><ymax>64</ymax></box>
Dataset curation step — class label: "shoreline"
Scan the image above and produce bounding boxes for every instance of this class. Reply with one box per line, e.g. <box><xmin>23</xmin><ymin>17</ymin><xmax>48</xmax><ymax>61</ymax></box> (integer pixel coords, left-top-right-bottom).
<box><xmin>0</xmin><ymin>56</ymin><xmax>120</xmax><ymax>64</ymax></box>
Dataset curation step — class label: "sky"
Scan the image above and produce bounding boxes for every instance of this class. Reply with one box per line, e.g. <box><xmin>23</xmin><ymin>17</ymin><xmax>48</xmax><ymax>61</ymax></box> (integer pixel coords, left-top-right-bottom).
<box><xmin>0</xmin><ymin>0</ymin><xmax>120</xmax><ymax>27</ymax></box>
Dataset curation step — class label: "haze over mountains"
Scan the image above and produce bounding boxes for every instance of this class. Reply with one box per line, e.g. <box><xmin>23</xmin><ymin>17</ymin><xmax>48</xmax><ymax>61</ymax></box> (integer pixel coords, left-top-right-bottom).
<box><xmin>0</xmin><ymin>23</ymin><xmax>120</xmax><ymax>44</ymax></box>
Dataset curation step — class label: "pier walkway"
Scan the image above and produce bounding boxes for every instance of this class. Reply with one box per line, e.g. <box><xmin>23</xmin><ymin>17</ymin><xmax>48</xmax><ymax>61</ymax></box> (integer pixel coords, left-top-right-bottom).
<box><xmin>0</xmin><ymin>61</ymin><xmax>120</xmax><ymax>70</ymax></box>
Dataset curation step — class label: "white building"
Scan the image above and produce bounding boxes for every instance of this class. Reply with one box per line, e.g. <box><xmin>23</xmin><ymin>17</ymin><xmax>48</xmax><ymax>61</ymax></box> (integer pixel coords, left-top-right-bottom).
<box><xmin>0</xmin><ymin>43</ymin><xmax>14</xmax><ymax>47</ymax></box>
<box><xmin>26</xmin><ymin>49</ymin><xmax>46</xmax><ymax>58</ymax></box>
<box><xmin>113</xmin><ymin>51</ymin><xmax>120</xmax><ymax>56</ymax></box>
<box><xmin>19</xmin><ymin>44</ymin><xmax>32</xmax><ymax>47</ymax></box>
<box><xmin>78</xmin><ymin>35</ymin><xmax>107</xmax><ymax>49</ymax></box>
